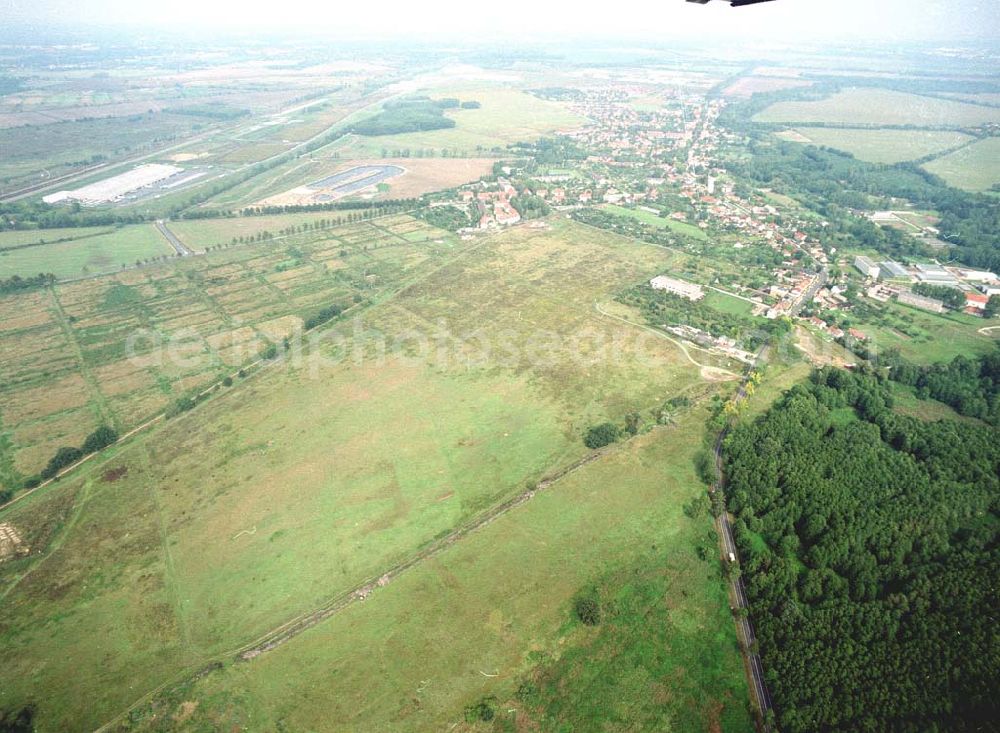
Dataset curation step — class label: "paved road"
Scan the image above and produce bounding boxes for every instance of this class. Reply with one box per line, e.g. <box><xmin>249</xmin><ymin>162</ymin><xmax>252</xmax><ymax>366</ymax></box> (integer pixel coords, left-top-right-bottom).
<box><xmin>710</xmin><ymin>342</ymin><xmax>773</xmax><ymax>720</ymax></box>
<box><xmin>154</xmin><ymin>220</ymin><xmax>193</xmax><ymax>256</ymax></box>
<box><xmin>710</xmin><ymin>265</ymin><xmax>827</xmax><ymax>724</ymax></box>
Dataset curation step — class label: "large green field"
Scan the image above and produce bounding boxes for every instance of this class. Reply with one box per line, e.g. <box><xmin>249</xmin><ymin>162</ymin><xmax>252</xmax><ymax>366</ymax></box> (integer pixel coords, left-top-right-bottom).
<box><xmin>0</xmin><ymin>226</ymin><xmax>118</xmax><ymax>250</ymax></box>
<box><xmin>0</xmin><ymin>224</ymin><xmax>174</xmax><ymax>278</ymax></box>
<box><xmin>703</xmin><ymin>289</ymin><xmax>756</xmax><ymax>316</ymax></box>
<box><xmin>331</xmin><ymin>88</ymin><xmax>584</xmax><ymax>158</ymax></box>
<box><xmin>165</xmin><ymin>212</ymin><xmax>383</xmax><ymax>251</ymax></box>
<box><xmin>922</xmin><ymin>137</ymin><xmax>1000</xmax><ymax>192</ymax></box>
<box><xmin>603</xmin><ymin>203</ymin><xmax>709</xmax><ymax>241</ymax></box>
<box><xmin>0</xmin><ymin>219</ymin><xmax>747</xmax><ymax>730</ymax></box>
<box><xmin>853</xmin><ymin>301</ymin><xmax>999</xmax><ymax>363</ymax></box>
<box><xmin>784</xmin><ymin>127</ymin><xmax>972</xmax><ymax>164</ymax></box>
<box><xmin>755</xmin><ymin>88</ymin><xmax>1000</xmax><ymax>127</ymax></box>
<box><xmin>120</xmin><ymin>412</ymin><xmax>752</xmax><ymax>733</ymax></box>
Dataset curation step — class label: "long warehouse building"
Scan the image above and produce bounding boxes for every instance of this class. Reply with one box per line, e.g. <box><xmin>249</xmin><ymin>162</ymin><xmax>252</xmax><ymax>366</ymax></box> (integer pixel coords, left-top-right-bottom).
<box><xmin>43</xmin><ymin>164</ymin><xmax>183</xmax><ymax>205</ymax></box>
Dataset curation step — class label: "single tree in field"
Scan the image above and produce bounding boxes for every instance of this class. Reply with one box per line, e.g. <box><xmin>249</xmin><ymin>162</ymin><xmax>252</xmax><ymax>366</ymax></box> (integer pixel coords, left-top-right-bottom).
<box><xmin>584</xmin><ymin>422</ymin><xmax>621</xmax><ymax>449</ymax></box>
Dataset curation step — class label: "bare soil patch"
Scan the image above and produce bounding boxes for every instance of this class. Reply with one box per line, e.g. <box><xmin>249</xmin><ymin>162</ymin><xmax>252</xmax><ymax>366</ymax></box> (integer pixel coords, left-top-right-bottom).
<box><xmin>102</xmin><ymin>465</ymin><xmax>129</xmax><ymax>483</ymax></box>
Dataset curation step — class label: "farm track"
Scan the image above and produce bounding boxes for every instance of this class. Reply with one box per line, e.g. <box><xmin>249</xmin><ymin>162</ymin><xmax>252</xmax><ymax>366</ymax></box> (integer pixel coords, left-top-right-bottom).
<box><xmin>593</xmin><ymin>301</ymin><xmax>741</xmax><ymax>380</ymax></box>
<box><xmin>94</xmin><ymin>443</ymin><xmax>613</xmax><ymax>732</ymax></box>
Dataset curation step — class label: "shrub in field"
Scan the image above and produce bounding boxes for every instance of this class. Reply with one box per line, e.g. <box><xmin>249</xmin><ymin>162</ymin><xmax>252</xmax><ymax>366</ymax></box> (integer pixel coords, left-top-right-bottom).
<box><xmin>41</xmin><ymin>447</ymin><xmax>83</xmax><ymax>479</ymax></box>
<box><xmin>82</xmin><ymin>425</ymin><xmax>118</xmax><ymax>454</ymax></box>
<box><xmin>304</xmin><ymin>304</ymin><xmax>343</xmax><ymax>330</ymax></box>
<box><xmin>166</xmin><ymin>395</ymin><xmax>197</xmax><ymax>418</ymax></box>
<box><xmin>574</xmin><ymin>595</ymin><xmax>601</xmax><ymax>626</ymax></box>
<box><xmin>464</xmin><ymin>697</ymin><xmax>498</xmax><ymax>723</ymax></box>
<box><xmin>584</xmin><ymin>422</ymin><xmax>620</xmax><ymax>449</ymax></box>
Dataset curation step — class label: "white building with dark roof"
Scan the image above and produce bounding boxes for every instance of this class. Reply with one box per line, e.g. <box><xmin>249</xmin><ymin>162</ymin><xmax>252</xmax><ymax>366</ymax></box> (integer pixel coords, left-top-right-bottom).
<box><xmin>650</xmin><ymin>275</ymin><xmax>704</xmax><ymax>301</ymax></box>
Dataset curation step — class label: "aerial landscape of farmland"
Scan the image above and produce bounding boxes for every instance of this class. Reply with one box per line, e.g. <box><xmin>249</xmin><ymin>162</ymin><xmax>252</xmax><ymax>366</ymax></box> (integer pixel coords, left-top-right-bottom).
<box><xmin>1</xmin><ymin>1</ymin><xmax>999</xmax><ymax>732</ymax></box>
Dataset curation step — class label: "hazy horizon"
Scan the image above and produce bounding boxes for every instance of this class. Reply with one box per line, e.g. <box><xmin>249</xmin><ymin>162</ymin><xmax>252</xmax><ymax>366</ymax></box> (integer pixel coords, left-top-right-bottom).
<box><xmin>2</xmin><ymin>0</ymin><xmax>999</xmax><ymax>44</ymax></box>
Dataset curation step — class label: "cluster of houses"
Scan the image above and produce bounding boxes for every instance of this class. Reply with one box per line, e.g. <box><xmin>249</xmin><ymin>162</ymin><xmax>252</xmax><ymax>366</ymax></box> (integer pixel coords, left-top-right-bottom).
<box><xmin>664</xmin><ymin>324</ymin><xmax>756</xmax><ymax>364</ymax></box>
<box><xmin>562</xmin><ymin>88</ymin><xmax>703</xmax><ymax>164</ymax></box>
<box><xmin>458</xmin><ymin>177</ymin><xmax>521</xmax><ymax>229</ymax></box>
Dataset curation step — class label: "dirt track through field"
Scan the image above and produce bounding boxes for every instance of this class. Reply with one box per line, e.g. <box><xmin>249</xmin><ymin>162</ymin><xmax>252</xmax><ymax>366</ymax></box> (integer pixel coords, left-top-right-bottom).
<box><xmin>233</xmin><ymin>448</ymin><xmax>604</xmax><ymax>660</ymax></box>
<box><xmin>593</xmin><ymin>301</ymin><xmax>740</xmax><ymax>381</ymax></box>
<box><xmin>94</xmin><ymin>441</ymin><xmax>613</xmax><ymax>731</ymax></box>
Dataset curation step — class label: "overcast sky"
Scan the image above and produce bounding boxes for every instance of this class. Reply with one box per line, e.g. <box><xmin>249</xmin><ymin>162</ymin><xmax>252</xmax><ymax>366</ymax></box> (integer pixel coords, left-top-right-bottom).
<box><xmin>3</xmin><ymin>0</ymin><xmax>999</xmax><ymax>43</ymax></box>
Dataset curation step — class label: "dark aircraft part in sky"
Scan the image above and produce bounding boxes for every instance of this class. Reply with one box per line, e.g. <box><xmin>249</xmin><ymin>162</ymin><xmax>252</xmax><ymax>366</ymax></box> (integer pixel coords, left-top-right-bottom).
<box><xmin>687</xmin><ymin>0</ymin><xmax>776</xmax><ymax>6</ymax></box>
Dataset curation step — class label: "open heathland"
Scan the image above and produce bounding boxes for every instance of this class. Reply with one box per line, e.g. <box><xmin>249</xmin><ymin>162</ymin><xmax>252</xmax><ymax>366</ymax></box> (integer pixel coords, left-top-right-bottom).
<box><xmin>117</xmin><ymin>412</ymin><xmax>753</xmax><ymax>733</ymax></box>
<box><xmin>0</xmin><ymin>218</ymin><xmax>742</xmax><ymax>730</ymax></box>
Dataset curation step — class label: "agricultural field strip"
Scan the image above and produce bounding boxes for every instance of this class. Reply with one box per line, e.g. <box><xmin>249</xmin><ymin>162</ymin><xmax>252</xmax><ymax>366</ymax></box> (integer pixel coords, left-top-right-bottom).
<box><xmin>3</xmin><ymin>238</ymin><xmax>347</xmax><ymax>479</ymax></box>
<box><xmin>0</xmin><ymin>223</ymin><xmax>490</xmax><ymax>506</ymax></box>
<box><xmin>47</xmin><ymin>287</ymin><xmax>116</xmax><ymax>428</ymax></box>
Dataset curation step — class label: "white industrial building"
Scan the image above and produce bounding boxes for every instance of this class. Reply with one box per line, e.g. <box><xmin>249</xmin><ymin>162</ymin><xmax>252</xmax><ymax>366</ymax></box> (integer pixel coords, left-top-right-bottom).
<box><xmin>880</xmin><ymin>260</ymin><xmax>911</xmax><ymax>280</ymax></box>
<box><xmin>650</xmin><ymin>275</ymin><xmax>704</xmax><ymax>301</ymax></box>
<box><xmin>914</xmin><ymin>262</ymin><xmax>959</xmax><ymax>287</ymax></box>
<box><xmin>949</xmin><ymin>267</ymin><xmax>999</xmax><ymax>283</ymax></box>
<box><xmin>43</xmin><ymin>164</ymin><xmax>183</xmax><ymax>206</ymax></box>
<box><xmin>854</xmin><ymin>256</ymin><xmax>880</xmax><ymax>280</ymax></box>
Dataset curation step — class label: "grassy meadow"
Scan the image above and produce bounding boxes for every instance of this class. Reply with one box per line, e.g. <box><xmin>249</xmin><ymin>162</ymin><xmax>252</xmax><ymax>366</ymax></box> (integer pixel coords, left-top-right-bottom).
<box><xmin>922</xmin><ymin>137</ymin><xmax>1000</xmax><ymax>192</ymax></box>
<box><xmin>785</xmin><ymin>127</ymin><xmax>972</xmax><ymax>164</ymax></box>
<box><xmin>853</xmin><ymin>301</ymin><xmax>999</xmax><ymax>363</ymax></box>
<box><xmin>0</xmin><ymin>224</ymin><xmax>174</xmax><ymax>279</ymax></box>
<box><xmin>703</xmin><ymin>289</ymin><xmax>756</xmax><ymax>316</ymax></box>
<box><xmin>603</xmin><ymin>204</ymin><xmax>708</xmax><ymax>241</ymax></box>
<box><xmin>0</xmin><ymin>218</ymin><xmax>740</xmax><ymax>730</ymax></box>
<box><xmin>0</xmin><ymin>227</ymin><xmax>121</xmax><ymax>250</ymax></box>
<box><xmin>755</xmin><ymin>88</ymin><xmax>1000</xmax><ymax>127</ymax></box>
<box><xmin>120</xmin><ymin>412</ymin><xmax>752</xmax><ymax>733</ymax></box>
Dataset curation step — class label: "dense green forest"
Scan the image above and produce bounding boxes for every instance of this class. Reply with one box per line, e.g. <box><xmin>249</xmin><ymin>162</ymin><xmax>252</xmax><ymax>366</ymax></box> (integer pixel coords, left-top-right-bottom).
<box><xmin>723</xmin><ymin>366</ymin><xmax>999</xmax><ymax>732</ymax></box>
<box><xmin>350</xmin><ymin>97</ymin><xmax>459</xmax><ymax>136</ymax></box>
